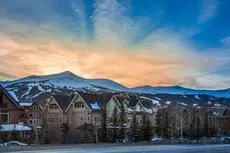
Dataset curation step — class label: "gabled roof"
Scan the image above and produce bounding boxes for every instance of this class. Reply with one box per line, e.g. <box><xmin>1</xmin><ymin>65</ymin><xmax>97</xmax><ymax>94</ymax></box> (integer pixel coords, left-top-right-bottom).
<box><xmin>0</xmin><ymin>84</ymin><xmax>22</xmax><ymax>109</ymax></box>
<box><xmin>210</xmin><ymin>107</ymin><xmax>227</xmax><ymax>117</ymax></box>
<box><xmin>78</xmin><ymin>92</ymin><xmax>114</xmax><ymax>111</ymax></box>
<box><xmin>52</xmin><ymin>94</ymin><xmax>75</xmax><ymax>111</ymax></box>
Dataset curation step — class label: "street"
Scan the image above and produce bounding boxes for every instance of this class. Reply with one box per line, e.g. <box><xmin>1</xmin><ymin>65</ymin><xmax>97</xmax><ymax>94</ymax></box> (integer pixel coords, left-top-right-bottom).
<box><xmin>2</xmin><ymin>144</ymin><xmax>230</xmax><ymax>153</ymax></box>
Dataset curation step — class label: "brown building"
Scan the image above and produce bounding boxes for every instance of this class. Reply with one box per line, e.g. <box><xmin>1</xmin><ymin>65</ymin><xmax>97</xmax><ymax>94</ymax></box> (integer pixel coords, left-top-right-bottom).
<box><xmin>0</xmin><ymin>85</ymin><xmax>25</xmax><ymax>124</ymax></box>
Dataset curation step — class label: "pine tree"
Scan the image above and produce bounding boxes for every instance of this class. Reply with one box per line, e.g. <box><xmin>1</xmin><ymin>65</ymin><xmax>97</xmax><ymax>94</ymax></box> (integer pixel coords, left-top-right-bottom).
<box><xmin>196</xmin><ymin>116</ymin><xmax>200</xmax><ymax>139</ymax></box>
<box><xmin>112</xmin><ymin>106</ymin><xmax>118</xmax><ymax>142</ymax></box>
<box><xmin>100</xmin><ymin>104</ymin><xmax>108</xmax><ymax>142</ymax></box>
<box><xmin>155</xmin><ymin>109</ymin><xmax>162</xmax><ymax>137</ymax></box>
<box><xmin>162</xmin><ymin>109</ymin><xmax>169</xmax><ymax>138</ymax></box>
<box><xmin>139</xmin><ymin>114</ymin><xmax>146</xmax><ymax>141</ymax></box>
<box><xmin>130</xmin><ymin>113</ymin><xmax>138</xmax><ymax>142</ymax></box>
<box><xmin>190</xmin><ymin>109</ymin><xmax>196</xmax><ymax>139</ymax></box>
<box><xmin>119</xmin><ymin>102</ymin><xmax>126</xmax><ymax>142</ymax></box>
<box><xmin>143</xmin><ymin>118</ymin><xmax>153</xmax><ymax>141</ymax></box>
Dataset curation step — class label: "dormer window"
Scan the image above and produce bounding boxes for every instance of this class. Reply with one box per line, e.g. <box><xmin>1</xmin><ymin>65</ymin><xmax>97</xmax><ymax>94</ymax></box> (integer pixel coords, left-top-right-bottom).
<box><xmin>74</xmin><ymin>102</ymin><xmax>84</xmax><ymax>108</ymax></box>
<box><xmin>49</xmin><ymin>104</ymin><xmax>58</xmax><ymax>109</ymax></box>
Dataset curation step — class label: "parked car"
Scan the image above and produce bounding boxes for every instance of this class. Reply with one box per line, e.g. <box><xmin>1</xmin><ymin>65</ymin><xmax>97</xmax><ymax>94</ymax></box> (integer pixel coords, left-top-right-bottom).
<box><xmin>4</xmin><ymin>141</ymin><xmax>27</xmax><ymax>146</ymax></box>
<box><xmin>0</xmin><ymin>143</ymin><xmax>5</xmax><ymax>147</ymax></box>
<box><xmin>152</xmin><ymin>137</ymin><xmax>163</xmax><ymax>144</ymax></box>
<box><xmin>221</xmin><ymin>137</ymin><xmax>230</xmax><ymax>144</ymax></box>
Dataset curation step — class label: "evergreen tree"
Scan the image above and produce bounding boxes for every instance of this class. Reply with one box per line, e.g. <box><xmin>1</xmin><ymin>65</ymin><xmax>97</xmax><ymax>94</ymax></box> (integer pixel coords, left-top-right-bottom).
<box><xmin>190</xmin><ymin>109</ymin><xmax>196</xmax><ymax>139</ymax></box>
<box><xmin>162</xmin><ymin>109</ymin><xmax>169</xmax><ymax>138</ymax></box>
<box><xmin>196</xmin><ymin>116</ymin><xmax>200</xmax><ymax>139</ymax></box>
<box><xmin>139</xmin><ymin>114</ymin><xmax>153</xmax><ymax>141</ymax></box>
<box><xmin>130</xmin><ymin>113</ymin><xmax>138</xmax><ymax>142</ymax></box>
<box><xmin>155</xmin><ymin>109</ymin><xmax>162</xmax><ymax>137</ymax></box>
<box><xmin>139</xmin><ymin>114</ymin><xmax>146</xmax><ymax>141</ymax></box>
<box><xmin>112</xmin><ymin>106</ymin><xmax>118</xmax><ymax>142</ymax></box>
<box><xmin>100</xmin><ymin>104</ymin><xmax>108</xmax><ymax>142</ymax></box>
<box><xmin>119</xmin><ymin>102</ymin><xmax>126</xmax><ymax>141</ymax></box>
<box><xmin>143</xmin><ymin>118</ymin><xmax>153</xmax><ymax>141</ymax></box>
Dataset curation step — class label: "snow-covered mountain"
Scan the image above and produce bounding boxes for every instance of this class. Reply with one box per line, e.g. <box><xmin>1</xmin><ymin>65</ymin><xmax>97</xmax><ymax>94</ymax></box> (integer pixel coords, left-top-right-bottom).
<box><xmin>131</xmin><ymin>85</ymin><xmax>230</xmax><ymax>98</ymax></box>
<box><xmin>1</xmin><ymin>71</ymin><xmax>230</xmax><ymax>104</ymax></box>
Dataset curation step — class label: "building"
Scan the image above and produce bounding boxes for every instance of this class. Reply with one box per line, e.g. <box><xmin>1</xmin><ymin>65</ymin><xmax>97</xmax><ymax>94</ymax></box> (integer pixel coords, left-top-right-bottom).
<box><xmin>0</xmin><ymin>85</ymin><xmax>25</xmax><ymax>124</ymax></box>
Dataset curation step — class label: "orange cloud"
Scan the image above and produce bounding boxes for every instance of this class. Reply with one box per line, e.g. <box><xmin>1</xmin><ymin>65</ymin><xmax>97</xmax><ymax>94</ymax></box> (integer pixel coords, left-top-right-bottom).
<box><xmin>0</xmin><ymin>33</ymin><xmax>202</xmax><ymax>88</ymax></box>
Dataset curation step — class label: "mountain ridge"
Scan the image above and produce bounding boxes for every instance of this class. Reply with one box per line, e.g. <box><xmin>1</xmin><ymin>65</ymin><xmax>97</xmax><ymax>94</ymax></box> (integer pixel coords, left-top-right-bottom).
<box><xmin>1</xmin><ymin>71</ymin><xmax>230</xmax><ymax>99</ymax></box>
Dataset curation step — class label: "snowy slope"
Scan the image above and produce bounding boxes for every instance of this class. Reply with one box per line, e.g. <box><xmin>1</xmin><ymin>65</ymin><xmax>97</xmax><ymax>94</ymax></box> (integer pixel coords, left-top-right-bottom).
<box><xmin>131</xmin><ymin>85</ymin><xmax>230</xmax><ymax>98</ymax></box>
<box><xmin>1</xmin><ymin>71</ymin><xmax>230</xmax><ymax>104</ymax></box>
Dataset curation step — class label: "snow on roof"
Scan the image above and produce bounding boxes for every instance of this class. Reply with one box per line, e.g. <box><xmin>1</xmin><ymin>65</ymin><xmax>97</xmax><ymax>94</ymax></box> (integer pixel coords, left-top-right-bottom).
<box><xmin>19</xmin><ymin>103</ymin><xmax>33</xmax><ymax>107</ymax></box>
<box><xmin>144</xmin><ymin>107</ymin><xmax>153</xmax><ymax>113</ymax></box>
<box><xmin>8</xmin><ymin>90</ymin><xmax>19</xmax><ymax>102</ymax></box>
<box><xmin>127</xmin><ymin>108</ymin><xmax>134</xmax><ymax>112</ymax></box>
<box><xmin>0</xmin><ymin>124</ymin><xmax>32</xmax><ymax>132</ymax></box>
<box><xmin>90</xmin><ymin>103</ymin><xmax>100</xmax><ymax>110</ymax></box>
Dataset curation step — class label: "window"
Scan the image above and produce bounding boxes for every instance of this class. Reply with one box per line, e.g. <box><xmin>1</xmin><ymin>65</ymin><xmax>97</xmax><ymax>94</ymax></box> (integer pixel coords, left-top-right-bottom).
<box><xmin>0</xmin><ymin>93</ymin><xmax>7</xmax><ymax>108</ymax></box>
<box><xmin>59</xmin><ymin>117</ymin><xmax>62</xmax><ymax>123</ymax></box>
<box><xmin>28</xmin><ymin>119</ymin><xmax>32</xmax><ymax>124</ymax></box>
<box><xmin>74</xmin><ymin>102</ymin><xmax>85</xmax><ymax>108</ymax></box>
<box><xmin>80</xmin><ymin>116</ymin><xmax>83</xmax><ymax>122</ymax></box>
<box><xmin>87</xmin><ymin>116</ymin><xmax>90</xmax><ymax>122</ymax></box>
<box><xmin>128</xmin><ymin>118</ymin><xmax>132</xmax><ymax>123</ymax></box>
<box><xmin>35</xmin><ymin>113</ymin><xmax>39</xmax><ymax>118</ymax></box>
<box><xmin>108</xmin><ymin>117</ymin><xmax>113</xmax><ymax>123</ymax></box>
<box><xmin>94</xmin><ymin>116</ymin><xmax>99</xmax><ymax>122</ymax></box>
<box><xmin>47</xmin><ymin>117</ymin><xmax>54</xmax><ymax>123</ymax></box>
<box><xmin>0</xmin><ymin>113</ymin><xmax>9</xmax><ymax>123</ymax></box>
<box><xmin>49</xmin><ymin>104</ymin><xmax>58</xmax><ymax>110</ymax></box>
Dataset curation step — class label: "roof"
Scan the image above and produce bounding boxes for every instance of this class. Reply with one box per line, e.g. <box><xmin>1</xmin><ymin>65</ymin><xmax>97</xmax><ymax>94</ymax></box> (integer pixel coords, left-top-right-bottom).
<box><xmin>52</xmin><ymin>94</ymin><xmax>75</xmax><ymax>111</ymax></box>
<box><xmin>0</xmin><ymin>124</ymin><xmax>32</xmax><ymax>131</ymax></box>
<box><xmin>78</xmin><ymin>92</ymin><xmax>114</xmax><ymax>111</ymax></box>
<box><xmin>0</xmin><ymin>85</ymin><xmax>22</xmax><ymax>109</ymax></box>
<box><xmin>210</xmin><ymin>107</ymin><xmax>227</xmax><ymax>117</ymax></box>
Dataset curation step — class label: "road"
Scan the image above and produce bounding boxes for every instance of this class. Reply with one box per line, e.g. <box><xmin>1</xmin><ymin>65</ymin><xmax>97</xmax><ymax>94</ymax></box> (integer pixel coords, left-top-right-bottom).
<box><xmin>2</xmin><ymin>144</ymin><xmax>230</xmax><ymax>153</ymax></box>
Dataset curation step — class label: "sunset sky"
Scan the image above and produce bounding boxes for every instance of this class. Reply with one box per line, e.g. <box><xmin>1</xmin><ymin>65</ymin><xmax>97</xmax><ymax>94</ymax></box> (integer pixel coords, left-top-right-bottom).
<box><xmin>0</xmin><ymin>0</ymin><xmax>230</xmax><ymax>89</ymax></box>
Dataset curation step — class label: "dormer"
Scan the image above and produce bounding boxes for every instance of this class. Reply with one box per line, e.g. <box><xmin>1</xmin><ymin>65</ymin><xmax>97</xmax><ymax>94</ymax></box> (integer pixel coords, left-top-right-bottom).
<box><xmin>46</xmin><ymin>97</ymin><xmax>61</xmax><ymax>113</ymax></box>
<box><xmin>135</xmin><ymin>101</ymin><xmax>144</xmax><ymax>112</ymax></box>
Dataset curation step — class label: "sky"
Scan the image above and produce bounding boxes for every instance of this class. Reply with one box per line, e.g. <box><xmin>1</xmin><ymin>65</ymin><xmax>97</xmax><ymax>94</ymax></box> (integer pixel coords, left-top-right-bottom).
<box><xmin>0</xmin><ymin>0</ymin><xmax>230</xmax><ymax>89</ymax></box>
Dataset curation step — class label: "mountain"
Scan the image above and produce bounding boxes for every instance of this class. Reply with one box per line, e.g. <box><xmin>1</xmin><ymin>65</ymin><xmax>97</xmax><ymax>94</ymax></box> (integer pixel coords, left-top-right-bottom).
<box><xmin>131</xmin><ymin>86</ymin><xmax>230</xmax><ymax>97</ymax></box>
<box><xmin>0</xmin><ymin>71</ymin><xmax>128</xmax><ymax>103</ymax></box>
<box><xmin>1</xmin><ymin>71</ymin><xmax>230</xmax><ymax>104</ymax></box>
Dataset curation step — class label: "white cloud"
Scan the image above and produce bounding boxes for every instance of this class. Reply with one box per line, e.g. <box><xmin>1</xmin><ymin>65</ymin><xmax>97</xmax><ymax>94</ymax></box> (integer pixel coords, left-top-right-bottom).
<box><xmin>198</xmin><ymin>0</ymin><xmax>218</xmax><ymax>24</ymax></box>
<box><xmin>221</xmin><ymin>36</ymin><xmax>230</xmax><ymax>46</ymax></box>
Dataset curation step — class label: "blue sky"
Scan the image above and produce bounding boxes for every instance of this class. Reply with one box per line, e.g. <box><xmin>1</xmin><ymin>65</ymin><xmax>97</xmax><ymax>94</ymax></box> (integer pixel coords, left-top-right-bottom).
<box><xmin>0</xmin><ymin>0</ymin><xmax>230</xmax><ymax>89</ymax></box>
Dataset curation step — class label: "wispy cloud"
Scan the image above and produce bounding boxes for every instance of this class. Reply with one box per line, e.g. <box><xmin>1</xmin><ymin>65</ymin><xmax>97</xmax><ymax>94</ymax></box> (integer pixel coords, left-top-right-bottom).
<box><xmin>198</xmin><ymin>0</ymin><xmax>218</xmax><ymax>24</ymax></box>
<box><xmin>0</xmin><ymin>0</ymin><xmax>229</xmax><ymax>89</ymax></box>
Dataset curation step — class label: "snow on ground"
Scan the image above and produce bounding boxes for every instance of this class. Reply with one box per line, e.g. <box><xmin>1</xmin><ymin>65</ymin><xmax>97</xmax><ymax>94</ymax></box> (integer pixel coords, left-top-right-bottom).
<box><xmin>0</xmin><ymin>124</ymin><xmax>32</xmax><ymax>131</ymax></box>
<box><xmin>166</xmin><ymin>101</ymin><xmax>171</xmax><ymax>105</ymax></box>
<box><xmin>8</xmin><ymin>91</ymin><xmax>19</xmax><ymax>102</ymax></box>
<box><xmin>20</xmin><ymin>87</ymin><xmax>32</xmax><ymax>98</ymax></box>
<box><xmin>177</xmin><ymin>102</ymin><xmax>188</xmax><ymax>106</ymax></box>
<box><xmin>195</xmin><ymin>95</ymin><xmax>201</xmax><ymax>99</ymax></box>
<box><xmin>193</xmin><ymin>103</ymin><xmax>198</xmax><ymax>107</ymax></box>
<box><xmin>140</xmin><ymin>96</ymin><xmax>159</xmax><ymax>104</ymax></box>
<box><xmin>154</xmin><ymin>97</ymin><xmax>162</xmax><ymax>100</ymax></box>
<box><xmin>90</xmin><ymin>103</ymin><xmax>100</xmax><ymax>109</ymax></box>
